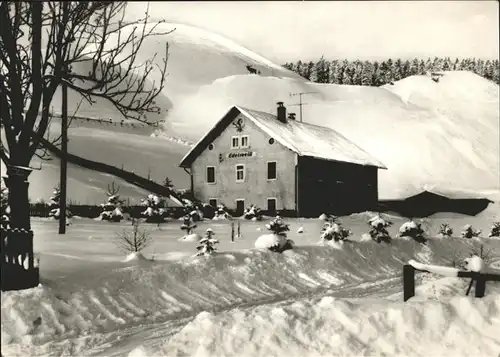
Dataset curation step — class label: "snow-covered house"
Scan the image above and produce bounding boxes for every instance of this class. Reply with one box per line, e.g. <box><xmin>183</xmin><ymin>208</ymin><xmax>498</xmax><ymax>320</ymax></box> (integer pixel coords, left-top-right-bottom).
<box><xmin>179</xmin><ymin>103</ymin><xmax>386</xmax><ymax>217</ymax></box>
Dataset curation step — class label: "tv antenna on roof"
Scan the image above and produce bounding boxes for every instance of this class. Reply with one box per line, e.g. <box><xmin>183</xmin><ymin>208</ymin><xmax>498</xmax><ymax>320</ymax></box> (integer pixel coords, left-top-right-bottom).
<box><xmin>288</xmin><ymin>92</ymin><xmax>319</xmax><ymax>123</ymax></box>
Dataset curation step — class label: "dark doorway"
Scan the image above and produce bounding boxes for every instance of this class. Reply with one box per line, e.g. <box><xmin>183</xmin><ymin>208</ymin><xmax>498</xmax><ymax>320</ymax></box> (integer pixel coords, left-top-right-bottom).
<box><xmin>208</xmin><ymin>199</ymin><xmax>217</xmax><ymax>208</ymax></box>
<box><xmin>267</xmin><ymin>198</ymin><xmax>277</xmax><ymax>216</ymax></box>
<box><xmin>236</xmin><ymin>199</ymin><xmax>245</xmax><ymax>216</ymax></box>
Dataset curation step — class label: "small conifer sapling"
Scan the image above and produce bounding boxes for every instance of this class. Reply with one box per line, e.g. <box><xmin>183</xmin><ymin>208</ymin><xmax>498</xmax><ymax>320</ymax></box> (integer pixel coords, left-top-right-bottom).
<box><xmin>461</xmin><ymin>224</ymin><xmax>481</xmax><ymax>239</ymax></box>
<box><xmin>488</xmin><ymin>222</ymin><xmax>500</xmax><ymax>238</ymax></box>
<box><xmin>196</xmin><ymin>228</ymin><xmax>219</xmax><ymax>256</ymax></box>
<box><xmin>367</xmin><ymin>214</ymin><xmax>392</xmax><ymax>243</ymax></box>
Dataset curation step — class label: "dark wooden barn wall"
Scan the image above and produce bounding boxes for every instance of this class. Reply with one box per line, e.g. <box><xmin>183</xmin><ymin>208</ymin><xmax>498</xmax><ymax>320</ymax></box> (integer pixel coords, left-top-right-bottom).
<box><xmin>297</xmin><ymin>156</ymin><xmax>378</xmax><ymax>217</ymax></box>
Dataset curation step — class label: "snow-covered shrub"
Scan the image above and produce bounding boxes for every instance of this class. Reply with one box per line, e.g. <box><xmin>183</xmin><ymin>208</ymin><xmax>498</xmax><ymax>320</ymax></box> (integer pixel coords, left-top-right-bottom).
<box><xmin>460</xmin><ymin>224</ymin><xmax>481</xmax><ymax>239</ymax></box>
<box><xmin>98</xmin><ymin>182</ymin><xmax>125</xmax><ymax>222</ymax></box>
<box><xmin>319</xmin><ymin>213</ymin><xmax>335</xmax><ymax>222</ymax></box>
<box><xmin>1</xmin><ymin>187</ymin><xmax>10</xmax><ymax>228</ymax></box>
<box><xmin>320</xmin><ymin>216</ymin><xmax>351</xmax><ymax>242</ymax></box>
<box><xmin>213</xmin><ymin>204</ymin><xmax>231</xmax><ymax>220</ymax></box>
<box><xmin>488</xmin><ymin>222</ymin><xmax>500</xmax><ymax>238</ymax></box>
<box><xmin>115</xmin><ymin>218</ymin><xmax>152</xmax><ymax>253</ymax></box>
<box><xmin>181</xmin><ymin>215</ymin><xmax>197</xmax><ymax>235</ymax></box>
<box><xmin>397</xmin><ymin>219</ymin><xmax>426</xmax><ymax>243</ymax></box>
<box><xmin>200</xmin><ymin>203</ymin><xmax>216</xmax><ymax>220</ymax></box>
<box><xmin>452</xmin><ymin>244</ymin><xmax>493</xmax><ymax>270</ymax></box>
<box><xmin>243</xmin><ymin>204</ymin><xmax>262</xmax><ymax>221</ymax></box>
<box><xmin>254</xmin><ymin>216</ymin><xmax>294</xmax><ymax>253</ymax></box>
<box><xmin>48</xmin><ymin>185</ymin><xmax>72</xmax><ymax>224</ymax></box>
<box><xmin>195</xmin><ymin>229</ymin><xmax>219</xmax><ymax>256</ymax></box>
<box><xmin>140</xmin><ymin>194</ymin><xmax>168</xmax><ymax>223</ymax></box>
<box><xmin>438</xmin><ymin>223</ymin><xmax>453</xmax><ymax>238</ymax></box>
<box><xmin>182</xmin><ymin>198</ymin><xmax>204</xmax><ymax>222</ymax></box>
<box><xmin>367</xmin><ymin>214</ymin><xmax>392</xmax><ymax>243</ymax></box>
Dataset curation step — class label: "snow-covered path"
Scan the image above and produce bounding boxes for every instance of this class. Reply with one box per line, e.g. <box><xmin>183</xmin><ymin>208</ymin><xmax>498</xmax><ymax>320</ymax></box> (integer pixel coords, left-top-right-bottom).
<box><xmin>87</xmin><ymin>275</ymin><xmax>404</xmax><ymax>357</ymax></box>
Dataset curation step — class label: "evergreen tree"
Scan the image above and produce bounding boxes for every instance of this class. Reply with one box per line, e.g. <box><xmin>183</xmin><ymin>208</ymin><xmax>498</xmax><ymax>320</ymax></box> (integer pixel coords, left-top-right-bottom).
<box><xmin>392</xmin><ymin>58</ymin><xmax>403</xmax><ymax>81</ymax></box>
<box><xmin>329</xmin><ymin>60</ymin><xmax>341</xmax><ymax>84</ymax></box>
<box><xmin>302</xmin><ymin>61</ymin><xmax>315</xmax><ymax>80</ymax></box>
<box><xmin>483</xmin><ymin>60</ymin><xmax>494</xmax><ymax>80</ymax></box>
<box><xmin>361</xmin><ymin>61</ymin><xmax>374</xmax><ymax>86</ymax></box>
<box><xmin>294</xmin><ymin>60</ymin><xmax>304</xmax><ymax>77</ymax></box>
<box><xmin>402</xmin><ymin>60</ymin><xmax>411</xmax><ymax>78</ymax></box>
<box><xmin>315</xmin><ymin>56</ymin><xmax>330</xmax><ymax>83</ymax></box>
<box><xmin>409</xmin><ymin>58</ymin><xmax>419</xmax><ymax>76</ymax></box>
<box><xmin>282</xmin><ymin>55</ymin><xmax>499</xmax><ymax>86</ymax></box>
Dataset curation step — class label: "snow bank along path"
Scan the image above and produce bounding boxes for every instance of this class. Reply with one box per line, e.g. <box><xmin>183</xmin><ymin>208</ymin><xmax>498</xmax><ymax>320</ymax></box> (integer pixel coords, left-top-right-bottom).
<box><xmin>2</xmin><ymin>236</ymin><xmax>500</xmax><ymax>356</ymax></box>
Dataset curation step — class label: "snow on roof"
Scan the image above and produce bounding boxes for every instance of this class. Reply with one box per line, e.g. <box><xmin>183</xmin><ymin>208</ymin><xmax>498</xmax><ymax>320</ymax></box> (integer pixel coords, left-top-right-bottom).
<box><xmin>180</xmin><ymin>105</ymin><xmax>386</xmax><ymax>169</ymax></box>
<box><xmin>384</xmin><ymin>184</ymin><xmax>495</xmax><ymax>201</ymax></box>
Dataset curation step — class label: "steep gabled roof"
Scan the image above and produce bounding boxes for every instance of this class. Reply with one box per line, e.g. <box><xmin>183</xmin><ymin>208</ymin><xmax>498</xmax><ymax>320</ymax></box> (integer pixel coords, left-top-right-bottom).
<box><xmin>179</xmin><ymin>105</ymin><xmax>387</xmax><ymax>169</ymax></box>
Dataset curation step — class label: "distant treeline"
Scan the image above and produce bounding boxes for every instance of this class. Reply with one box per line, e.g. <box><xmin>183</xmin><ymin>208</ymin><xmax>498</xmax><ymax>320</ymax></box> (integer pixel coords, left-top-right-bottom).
<box><xmin>282</xmin><ymin>57</ymin><xmax>500</xmax><ymax>86</ymax></box>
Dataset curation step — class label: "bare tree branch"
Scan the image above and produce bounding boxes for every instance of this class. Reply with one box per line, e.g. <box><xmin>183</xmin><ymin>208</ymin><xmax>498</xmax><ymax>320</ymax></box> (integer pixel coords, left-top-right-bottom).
<box><xmin>1</xmin><ymin>1</ymin><xmax>171</xmax><ymax>170</ymax></box>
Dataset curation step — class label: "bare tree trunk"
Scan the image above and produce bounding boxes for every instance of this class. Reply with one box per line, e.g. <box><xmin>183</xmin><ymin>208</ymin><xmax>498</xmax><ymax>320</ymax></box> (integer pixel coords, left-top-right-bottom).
<box><xmin>3</xmin><ymin>171</ymin><xmax>31</xmax><ymax>230</ymax></box>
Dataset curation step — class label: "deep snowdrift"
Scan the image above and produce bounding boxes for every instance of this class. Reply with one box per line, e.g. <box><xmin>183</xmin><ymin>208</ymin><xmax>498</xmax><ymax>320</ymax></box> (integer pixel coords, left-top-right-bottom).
<box><xmin>152</xmin><ymin>288</ymin><xmax>500</xmax><ymax>357</ymax></box>
<box><xmin>166</xmin><ymin>71</ymin><xmax>499</xmax><ymax>200</ymax></box>
<box><xmin>2</xmin><ymin>235</ymin><xmax>500</xmax><ymax>356</ymax></box>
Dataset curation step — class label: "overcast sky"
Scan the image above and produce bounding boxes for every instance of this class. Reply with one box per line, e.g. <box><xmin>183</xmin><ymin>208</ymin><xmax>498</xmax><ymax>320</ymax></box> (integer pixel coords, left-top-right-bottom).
<box><xmin>126</xmin><ymin>1</ymin><xmax>499</xmax><ymax>63</ymax></box>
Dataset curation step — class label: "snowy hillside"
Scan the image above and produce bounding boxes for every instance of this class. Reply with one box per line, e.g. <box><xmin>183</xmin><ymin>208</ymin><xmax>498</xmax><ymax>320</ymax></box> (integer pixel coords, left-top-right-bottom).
<box><xmin>165</xmin><ymin>71</ymin><xmax>500</xmax><ymax>200</ymax></box>
<box><xmin>48</xmin><ymin>22</ymin><xmax>302</xmax><ymax>123</ymax></box>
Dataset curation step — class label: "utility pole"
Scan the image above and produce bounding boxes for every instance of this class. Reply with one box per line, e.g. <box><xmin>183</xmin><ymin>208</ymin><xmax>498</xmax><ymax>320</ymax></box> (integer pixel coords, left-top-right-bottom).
<box><xmin>289</xmin><ymin>92</ymin><xmax>318</xmax><ymax>123</ymax></box>
<box><xmin>59</xmin><ymin>64</ymin><xmax>68</xmax><ymax>234</ymax></box>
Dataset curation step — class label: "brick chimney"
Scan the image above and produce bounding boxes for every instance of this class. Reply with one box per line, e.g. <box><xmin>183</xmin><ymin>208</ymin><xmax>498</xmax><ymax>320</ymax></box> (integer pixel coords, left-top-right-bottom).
<box><xmin>277</xmin><ymin>102</ymin><xmax>287</xmax><ymax>123</ymax></box>
<box><xmin>288</xmin><ymin>113</ymin><xmax>296</xmax><ymax>121</ymax></box>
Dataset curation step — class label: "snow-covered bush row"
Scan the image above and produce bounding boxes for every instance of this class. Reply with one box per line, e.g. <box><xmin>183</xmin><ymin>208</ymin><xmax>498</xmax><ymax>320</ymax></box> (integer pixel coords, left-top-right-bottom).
<box><xmin>320</xmin><ymin>216</ymin><xmax>351</xmax><ymax>243</ymax></box>
<box><xmin>98</xmin><ymin>182</ymin><xmax>124</xmax><ymax>222</ymax></box>
<box><xmin>397</xmin><ymin>219</ymin><xmax>426</xmax><ymax>243</ymax></box>
<box><xmin>213</xmin><ymin>204</ymin><xmax>232</xmax><ymax>220</ymax></box>
<box><xmin>489</xmin><ymin>222</ymin><xmax>500</xmax><ymax>238</ymax></box>
<box><xmin>438</xmin><ymin>223</ymin><xmax>453</xmax><ymax>238</ymax></box>
<box><xmin>181</xmin><ymin>198</ymin><xmax>204</xmax><ymax>222</ymax></box>
<box><xmin>48</xmin><ymin>185</ymin><xmax>72</xmax><ymax>225</ymax></box>
<box><xmin>254</xmin><ymin>216</ymin><xmax>294</xmax><ymax>253</ymax></box>
<box><xmin>366</xmin><ymin>214</ymin><xmax>392</xmax><ymax>243</ymax></box>
<box><xmin>243</xmin><ymin>204</ymin><xmax>262</xmax><ymax>221</ymax></box>
<box><xmin>141</xmin><ymin>194</ymin><xmax>168</xmax><ymax>223</ymax></box>
<box><xmin>461</xmin><ymin>224</ymin><xmax>481</xmax><ymax>239</ymax></box>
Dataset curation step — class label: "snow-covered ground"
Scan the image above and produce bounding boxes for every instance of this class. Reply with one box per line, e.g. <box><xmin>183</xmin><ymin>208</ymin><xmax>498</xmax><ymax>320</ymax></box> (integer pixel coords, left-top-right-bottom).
<box><xmin>2</xmin><ymin>214</ymin><xmax>500</xmax><ymax>356</ymax></box>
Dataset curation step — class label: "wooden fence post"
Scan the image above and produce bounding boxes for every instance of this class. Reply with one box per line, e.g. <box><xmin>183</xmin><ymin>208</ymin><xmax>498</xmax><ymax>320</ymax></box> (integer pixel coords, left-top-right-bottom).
<box><xmin>231</xmin><ymin>222</ymin><xmax>235</xmax><ymax>242</ymax></box>
<box><xmin>403</xmin><ymin>264</ymin><xmax>415</xmax><ymax>302</ymax></box>
<box><xmin>475</xmin><ymin>275</ymin><xmax>486</xmax><ymax>298</ymax></box>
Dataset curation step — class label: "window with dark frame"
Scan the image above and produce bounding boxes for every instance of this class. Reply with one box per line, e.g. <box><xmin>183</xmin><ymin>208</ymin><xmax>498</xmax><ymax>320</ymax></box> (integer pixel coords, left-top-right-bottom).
<box><xmin>206</xmin><ymin>166</ymin><xmax>215</xmax><ymax>183</ymax></box>
<box><xmin>267</xmin><ymin>162</ymin><xmax>277</xmax><ymax>180</ymax></box>
<box><xmin>241</xmin><ymin>135</ymin><xmax>249</xmax><ymax>148</ymax></box>
<box><xmin>209</xmin><ymin>199</ymin><xmax>217</xmax><ymax>207</ymax></box>
<box><xmin>231</xmin><ymin>136</ymin><xmax>239</xmax><ymax>149</ymax></box>
<box><xmin>236</xmin><ymin>164</ymin><xmax>245</xmax><ymax>182</ymax></box>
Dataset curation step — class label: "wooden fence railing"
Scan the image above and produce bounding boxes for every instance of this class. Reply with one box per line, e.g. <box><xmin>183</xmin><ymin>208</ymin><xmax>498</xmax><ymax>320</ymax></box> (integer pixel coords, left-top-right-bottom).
<box><xmin>1</xmin><ymin>228</ymin><xmax>39</xmax><ymax>291</ymax></box>
<box><xmin>403</xmin><ymin>260</ymin><xmax>500</xmax><ymax>301</ymax></box>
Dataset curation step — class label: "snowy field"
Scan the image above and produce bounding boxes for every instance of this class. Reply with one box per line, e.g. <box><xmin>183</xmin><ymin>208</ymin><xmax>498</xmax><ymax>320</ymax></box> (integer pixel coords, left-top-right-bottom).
<box><xmin>2</xmin><ymin>213</ymin><xmax>500</xmax><ymax>357</ymax></box>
